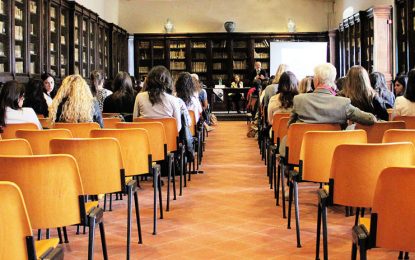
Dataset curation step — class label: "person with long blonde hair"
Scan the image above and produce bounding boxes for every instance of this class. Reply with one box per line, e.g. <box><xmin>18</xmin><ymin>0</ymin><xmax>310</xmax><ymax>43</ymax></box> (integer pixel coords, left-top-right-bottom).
<box><xmin>49</xmin><ymin>74</ymin><xmax>103</xmax><ymax>127</ymax></box>
<box><xmin>262</xmin><ymin>64</ymin><xmax>288</xmax><ymax>108</ymax></box>
<box><xmin>343</xmin><ymin>66</ymin><xmax>388</xmax><ymax>121</ymax></box>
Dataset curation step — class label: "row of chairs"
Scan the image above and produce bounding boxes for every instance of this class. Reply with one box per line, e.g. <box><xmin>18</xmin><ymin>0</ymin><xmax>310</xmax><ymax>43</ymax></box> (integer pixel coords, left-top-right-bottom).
<box><xmin>262</xmin><ymin>113</ymin><xmax>415</xmax><ymax>259</ymax></box>
<box><xmin>0</xmin><ymin>113</ymin><xmax>208</xmax><ymax>259</ymax></box>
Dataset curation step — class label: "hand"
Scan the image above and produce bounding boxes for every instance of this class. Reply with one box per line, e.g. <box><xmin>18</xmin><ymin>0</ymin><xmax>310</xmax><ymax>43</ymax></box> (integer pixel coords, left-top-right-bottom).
<box><xmin>259</xmin><ymin>75</ymin><xmax>265</xmax><ymax>80</ymax></box>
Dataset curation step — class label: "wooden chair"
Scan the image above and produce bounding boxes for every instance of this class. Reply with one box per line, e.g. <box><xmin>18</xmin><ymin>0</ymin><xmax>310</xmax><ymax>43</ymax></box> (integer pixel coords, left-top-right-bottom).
<box><xmin>16</xmin><ymin>129</ymin><xmax>72</xmax><ymax>154</ymax></box>
<box><xmin>316</xmin><ymin>143</ymin><xmax>415</xmax><ymax>260</ymax></box>
<box><xmin>117</xmin><ymin>122</ymin><xmax>178</xmax><ymax>211</ymax></box>
<box><xmin>188</xmin><ymin>110</ymin><xmax>203</xmax><ymax>172</ymax></box>
<box><xmin>392</xmin><ymin>116</ymin><xmax>415</xmax><ymax>129</ymax></box>
<box><xmin>353</xmin><ymin>167</ymin><xmax>415</xmax><ymax>259</ymax></box>
<box><xmin>283</xmin><ymin>123</ymin><xmax>340</xmax><ymax>244</ymax></box>
<box><xmin>53</xmin><ymin>122</ymin><xmax>100</xmax><ymax>138</ymax></box>
<box><xmin>290</xmin><ymin>130</ymin><xmax>366</xmax><ymax>250</ymax></box>
<box><xmin>0</xmin><ymin>181</ymin><xmax>63</xmax><ymax>259</ymax></box>
<box><xmin>50</xmin><ymin>138</ymin><xmax>141</xmax><ymax>259</ymax></box>
<box><xmin>1</xmin><ymin>123</ymin><xmax>39</xmax><ymax>139</ymax></box>
<box><xmin>38</xmin><ymin>118</ymin><xmax>52</xmax><ymax>129</ymax></box>
<box><xmin>355</xmin><ymin>121</ymin><xmax>406</xmax><ymax>143</ymax></box>
<box><xmin>0</xmin><ymin>139</ymin><xmax>32</xmax><ymax>155</ymax></box>
<box><xmin>103</xmin><ymin>117</ymin><xmax>122</xmax><ymax>128</ymax></box>
<box><xmin>102</xmin><ymin>113</ymin><xmax>121</xmax><ymax>118</ymax></box>
<box><xmin>0</xmin><ymin>154</ymin><xmax>107</xmax><ymax>260</ymax></box>
<box><xmin>90</xmin><ymin>128</ymin><xmax>163</xmax><ymax>234</ymax></box>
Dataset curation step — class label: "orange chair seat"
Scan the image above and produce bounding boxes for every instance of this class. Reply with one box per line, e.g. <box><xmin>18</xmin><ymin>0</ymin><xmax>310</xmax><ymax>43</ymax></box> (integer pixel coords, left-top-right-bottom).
<box><xmin>35</xmin><ymin>238</ymin><xmax>60</xmax><ymax>259</ymax></box>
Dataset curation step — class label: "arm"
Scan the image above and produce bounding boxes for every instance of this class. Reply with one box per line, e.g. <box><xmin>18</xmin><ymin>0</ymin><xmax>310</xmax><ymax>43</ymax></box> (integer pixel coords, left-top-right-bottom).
<box><xmin>173</xmin><ymin>99</ymin><xmax>182</xmax><ymax>132</ymax></box>
<box><xmin>132</xmin><ymin>94</ymin><xmax>140</xmax><ymax>118</ymax></box>
<box><xmin>93</xmin><ymin>100</ymin><xmax>104</xmax><ymax>128</ymax></box>
<box><xmin>267</xmin><ymin>104</ymin><xmax>273</xmax><ymax>125</ymax></box>
<box><xmin>373</xmin><ymin>97</ymin><xmax>389</xmax><ymax>121</ymax></box>
<box><xmin>346</xmin><ymin>103</ymin><xmax>376</xmax><ymax>125</ymax></box>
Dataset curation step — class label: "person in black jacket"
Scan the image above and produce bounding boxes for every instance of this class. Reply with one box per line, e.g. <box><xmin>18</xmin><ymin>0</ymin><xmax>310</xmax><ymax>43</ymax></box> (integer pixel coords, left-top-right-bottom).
<box><xmin>103</xmin><ymin>71</ymin><xmax>136</xmax><ymax>121</ymax></box>
<box><xmin>23</xmin><ymin>79</ymin><xmax>49</xmax><ymax>118</ymax></box>
<box><xmin>343</xmin><ymin>65</ymin><xmax>389</xmax><ymax>121</ymax></box>
<box><xmin>249</xmin><ymin>61</ymin><xmax>268</xmax><ymax>83</ymax></box>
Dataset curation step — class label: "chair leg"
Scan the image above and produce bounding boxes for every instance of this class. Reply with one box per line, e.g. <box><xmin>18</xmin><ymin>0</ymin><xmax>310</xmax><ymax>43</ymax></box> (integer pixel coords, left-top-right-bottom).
<box><xmin>180</xmin><ymin>151</ymin><xmax>183</xmax><ymax>196</ymax></box>
<box><xmin>158</xmin><ymin>172</ymin><xmax>163</xmax><ymax>220</ymax></box>
<box><xmin>153</xmin><ymin>169</ymin><xmax>158</xmax><ymax>235</ymax></box>
<box><xmin>63</xmin><ymin>227</ymin><xmax>69</xmax><ymax>243</ymax></box>
<box><xmin>37</xmin><ymin>229</ymin><xmax>42</xmax><ymax>240</ymax></box>
<box><xmin>322</xmin><ymin>203</ymin><xmax>329</xmax><ymax>260</ymax></box>
<box><xmin>109</xmin><ymin>193</ymin><xmax>113</xmax><ymax>211</ymax></box>
<box><xmin>172</xmin><ymin>157</ymin><xmax>177</xmax><ymax>200</ymax></box>
<box><xmin>103</xmin><ymin>194</ymin><xmax>107</xmax><ymax>211</ymax></box>
<box><xmin>351</xmin><ymin>242</ymin><xmax>358</xmax><ymax>260</ymax></box>
<box><xmin>316</xmin><ymin>204</ymin><xmax>322</xmax><ymax>260</ymax></box>
<box><xmin>275</xmin><ymin>154</ymin><xmax>279</xmax><ymax>204</ymax></box>
<box><xmin>133</xmin><ymin>192</ymin><xmax>142</xmax><ymax>244</ymax></box>
<box><xmin>293</xmin><ymin>180</ymin><xmax>302</xmax><ymax>248</ymax></box>
<box><xmin>358</xmin><ymin>241</ymin><xmax>367</xmax><ymax>260</ymax></box>
<box><xmin>88</xmin><ymin>218</ymin><xmax>96</xmax><ymax>260</ymax></box>
<box><xmin>184</xmin><ymin>157</ymin><xmax>188</xmax><ymax>187</ymax></box>
<box><xmin>126</xmin><ymin>186</ymin><xmax>133</xmax><ymax>260</ymax></box>
<box><xmin>57</xmin><ymin>228</ymin><xmax>63</xmax><ymax>244</ymax></box>
<box><xmin>287</xmin><ymin>180</ymin><xmax>293</xmax><ymax>229</ymax></box>
<box><xmin>99</xmin><ymin>222</ymin><xmax>108</xmax><ymax>260</ymax></box>
<box><xmin>166</xmin><ymin>157</ymin><xmax>171</xmax><ymax>212</ymax></box>
<box><xmin>46</xmin><ymin>229</ymin><xmax>50</xmax><ymax>239</ymax></box>
<box><xmin>281</xmin><ymin>163</ymin><xmax>286</xmax><ymax>218</ymax></box>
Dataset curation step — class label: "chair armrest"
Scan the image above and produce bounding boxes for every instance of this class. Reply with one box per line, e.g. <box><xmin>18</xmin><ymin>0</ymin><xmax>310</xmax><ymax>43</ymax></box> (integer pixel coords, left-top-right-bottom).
<box><xmin>40</xmin><ymin>245</ymin><xmax>64</xmax><ymax>260</ymax></box>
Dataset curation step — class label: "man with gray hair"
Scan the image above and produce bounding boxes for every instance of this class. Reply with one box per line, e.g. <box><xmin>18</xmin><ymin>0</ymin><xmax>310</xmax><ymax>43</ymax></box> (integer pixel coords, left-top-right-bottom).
<box><xmin>289</xmin><ymin>63</ymin><xmax>376</xmax><ymax>128</ymax></box>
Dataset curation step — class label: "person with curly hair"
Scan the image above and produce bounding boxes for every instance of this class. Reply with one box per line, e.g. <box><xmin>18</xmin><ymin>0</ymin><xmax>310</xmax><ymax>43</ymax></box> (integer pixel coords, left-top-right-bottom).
<box><xmin>49</xmin><ymin>74</ymin><xmax>103</xmax><ymax>127</ymax></box>
<box><xmin>133</xmin><ymin>65</ymin><xmax>182</xmax><ymax>131</ymax></box>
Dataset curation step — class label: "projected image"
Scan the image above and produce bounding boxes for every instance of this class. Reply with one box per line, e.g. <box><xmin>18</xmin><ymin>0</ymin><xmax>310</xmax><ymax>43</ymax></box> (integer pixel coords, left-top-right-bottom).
<box><xmin>270</xmin><ymin>42</ymin><xmax>328</xmax><ymax>80</ymax></box>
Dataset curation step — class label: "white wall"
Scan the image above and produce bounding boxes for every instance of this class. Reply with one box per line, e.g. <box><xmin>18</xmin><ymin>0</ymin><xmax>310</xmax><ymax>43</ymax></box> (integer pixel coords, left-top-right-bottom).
<box><xmin>333</xmin><ymin>0</ymin><xmax>393</xmax><ymax>26</ymax></box>
<box><xmin>118</xmin><ymin>0</ymin><xmax>334</xmax><ymax>33</ymax></box>
<box><xmin>72</xmin><ymin>0</ymin><xmax>119</xmax><ymax>24</ymax></box>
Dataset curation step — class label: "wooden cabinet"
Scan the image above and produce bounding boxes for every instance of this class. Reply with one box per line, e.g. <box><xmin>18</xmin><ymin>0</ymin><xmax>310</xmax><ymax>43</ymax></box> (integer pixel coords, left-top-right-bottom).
<box><xmin>134</xmin><ymin>32</ymin><xmax>328</xmax><ymax>87</ymax></box>
<box><xmin>336</xmin><ymin>5</ymin><xmax>392</xmax><ymax>83</ymax></box>
<box><xmin>109</xmin><ymin>23</ymin><xmax>128</xmax><ymax>79</ymax></box>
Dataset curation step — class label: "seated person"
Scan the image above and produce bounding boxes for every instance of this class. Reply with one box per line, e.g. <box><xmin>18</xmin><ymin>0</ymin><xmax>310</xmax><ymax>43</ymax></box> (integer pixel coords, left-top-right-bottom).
<box><xmin>249</xmin><ymin>61</ymin><xmax>268</xmax><ymax>83</ymax></box>
<box><xmin>393</xmin><ymin>69</ymin><xmax>415</xmax><ymax>118</ymax></box>
<box><xmin>90</xmin><ymin>70</ymin><xmax>112</xmax><ymax>112</ymax></box>
<box><xmin>23</xmin><ymin>79</ymin><xmax>49</xmax><ymax>118</ymax></box>
<box><xmin>41</xmin><ymin>72</ymin><xmax>56</xmax><ymax>106</ymax></box>
<box><xmin>49</xmin><ymin>75</ymin><xmax>103</xmax><ymax>128</ymax></box>
<box><xmin>262</xmin><ymin>64</ymin><xmax>287</xmax><ymax>108</ymax></box>
<box><xmin>133</xmin><ymin>65</ymin><xmax>182</xmax><ymax>132</ymax></box>
<box><xmin>229</xmin><ymin>74</ymin><xmax>244</xmax><ymax>113</ymax></box>
<box><xmin>369</xmin><ymin>71</ymin><xmax>394</xmax><ymax>109</ymax></box>
<box><xmin>394</xmin><ymin>74</ymin><xmax>407</xmax><ymax>97</ymax></box>
<box><xmin>0</xmin><ymin>81</ymin><xmax>42</xmax><ymax>130</ymax></box>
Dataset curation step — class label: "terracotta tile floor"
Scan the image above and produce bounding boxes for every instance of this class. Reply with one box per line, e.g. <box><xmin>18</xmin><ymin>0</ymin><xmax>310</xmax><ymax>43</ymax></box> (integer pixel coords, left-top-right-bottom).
<box><xmin>59</xmin><ymin>121</ymin><xmax>399</xmax><ymax>259</ymax></box>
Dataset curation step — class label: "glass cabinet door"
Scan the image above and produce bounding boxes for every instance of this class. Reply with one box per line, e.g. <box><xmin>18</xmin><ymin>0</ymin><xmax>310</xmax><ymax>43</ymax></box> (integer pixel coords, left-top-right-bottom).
<box><xmin>60</xmin><ymin>6</ymin><xmax>69</xmax><ymax>78</ymax></box>
<box><xmin>14</xmin><ymin>0</ymin><xmax>27</xmax><ymax>74</ymax></box>
<box><xmin>0</xmin><ymin>0</ymin><xmax>10</xmax><ymax>73</ymax></box>
<box><xmin>73</xmin><ymin>13</ymin><xmax>81</xmax><ymax>75</ymax></box>
<box><xmin>28</xmin><ymin>0</ymin><xmax>41</xmax><ymax>74</ymax></box>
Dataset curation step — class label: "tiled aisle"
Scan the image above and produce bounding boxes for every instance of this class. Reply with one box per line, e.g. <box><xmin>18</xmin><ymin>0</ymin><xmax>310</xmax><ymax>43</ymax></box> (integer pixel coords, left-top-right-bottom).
<box><xmin>63</xmin><ymin>121</ymin><xmax>397</xmax><ymax>259</ymax></box>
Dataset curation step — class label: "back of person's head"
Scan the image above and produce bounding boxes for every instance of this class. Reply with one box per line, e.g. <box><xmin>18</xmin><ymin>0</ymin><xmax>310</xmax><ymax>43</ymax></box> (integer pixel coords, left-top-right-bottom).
<box><xmin>49</xmin><ymin>74</ymin><xmax>93</xmax><ymax>123</ymax></box>
<box><xmin>0</xmin><ymin>81</ymin><xmax>24</xmax><ymax>127</ymax></box>
<box><xmin>145</xmin><ymin>66</ymin><xmax>172</xmax><ymax>105</ymax></box>
<box><xmin>113</xmin><ymin>71</ymin><xmax>133</xmax><ymax>96</ymax></box>
<box><xmin>369</xmin><ymin>72</ymin><xmax>387</xmax><ymax>91</ymax></box>
<box><xmin>25</xmin><ymin>79</ymin><xmax>44</xmax><ymax>102</ymax></box>
<box><xmin>190</xmin><ymin>73</ymin><xmax>201</xmax><ymax>93</ymax></box>
<box><xmin>344</xmin><ymin>65</ymin><xmax>376</xmax><ymax>108</ymax></box>
<box><xmin>278</xmin><ymin>71</ymin><xmax>299</xmax><ymax>109</ymax></box>
<box><xmin>405</xmin><ymin>69</ymin><xmax>415</xmax><ymax>102</ymax></box>
<box><xmin>314</xmin><ymin>63</ymin><xmax>337</xmax><ymax>87</ymax></box>
<box><xmin>175</xmin><ymin>72</ymin><xmax>195</xmax><ymax>106</ymax></box>
<box><xmin>335</xmin><ymin>76</ymin><xmax>346</xmax><ymax>92</ymax></box>
<box><xmin>90</xmin><ymin>70</ymin><xmax>106</xmax><ymax>96</ymax></box>
<box><xmin>299</xmin><ymin>76</ymin><xmax>313</xmax><ymax>93</ymax></box>
<box><xmin>272</xmin><ymin>64</ymin><xmax>288</xmax><ymax>84</ymax></box>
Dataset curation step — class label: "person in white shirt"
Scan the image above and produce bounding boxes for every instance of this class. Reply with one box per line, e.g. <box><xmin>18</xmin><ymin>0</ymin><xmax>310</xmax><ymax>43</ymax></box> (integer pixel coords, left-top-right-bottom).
<box><xmin>393</xmin><ymin>69</ymin><xmax>415</xmax><ymax>119</ymax></box>
<box><xmin>175</xmin><ymin>72</ymin><xmax>200</xmax><ymax>123</ymax></box>
<box><xmin>0</xmin><ymin>81</ymin><xmax>41</xmax><ymax>129</ymax></box>
<box><xmin>41</xmin><ymin>72</ymin><xmax>55</xmax><ymax>106</ymax></box>
<box><xmin>133</xmin><ymin>66</ymin><xmax>182</xmax><ymax>132</ymax></box>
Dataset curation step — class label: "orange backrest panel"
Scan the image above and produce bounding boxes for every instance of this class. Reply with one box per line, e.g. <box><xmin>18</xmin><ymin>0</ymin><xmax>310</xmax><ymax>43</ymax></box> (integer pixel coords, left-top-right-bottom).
<box><xmin>383</xmin><ymin>129</ymin><xmax>415</xmax><ymax>145</ymax></box>
<box><xmin>0</xmin><ymin>181</ymin><xmax>33</xmax><ymax>260</ymax></box>
<box><xmin>50</xmin><ymin>138</ymin><xmax>124</xmax><ymax>195</ymax></box>
<box><xmin>103</xmin><ymin>117</ymin><xmax>122</xmax><ymax>129</ymax></box>
<box><xmin>116</xmin><ymin>122</ymin><xmax>166</xmax><ymax>162</ymax></box>
<box><xmin>286</xmin><ymin>123</ymin><xmax>340</xmax><ymax>165</ymax></box>
<box><xmin>0</xmin><ymin>155</ymin><xmax>84</xmax><ymax>229</ymax></box>
<box><xmin>16</xmin><ymin>129</ymin><xmax>72</xmax><ymax>154</ymax></box>
<box><xmin>393</xmin><ymin>116</ymin><xmax>415</xmax><ymax>129</ymax></box>
<box><xmin>331</xmin><ymin>143</ymin><xmax>415</xmax><ymax>208</ymax></box>
<box><xmin>0</xmin><ymin>139</ymin><xmax>33</xmax><ymax>155</ymax></box>
<box><xmin>300</xmin><ymin>130</ymin><xmax>367</xmax><ymax>183</ymax></box>
<box><xmin>38</xmin><ymin>118</ymin><xmax>52</xmax><ymax>129</ymax></box>
<box><xmin>91</xmin><ymin>128</ymin><xmax>151</xmax><ymax>176</ymax></box>
<box><xmin>188</xmin><ymin>110</ymin><xmax>197</xmax><ymax>136</ymax></box>
<box><xmin>373</xmin><ymin>167</ymin><xmax>415</xmax><ymax>252</ymax></box>
<box><xmin>356</xmin><ymin>121</ymin><xmax>406</xmax><ymax>143</ymax></box>
<box><xmin>1</xmin><ymin>123</ymin><xmax>39</xmax><ymax>139</ymax></box>
<box><xmin>276</xmin><ymin>117</ymin><xmax>290</xmax><ymax>145</ymax></box>
<box><xmin>53</xmin><ymin>122</ymin><xmax>100</xmax><ymax>138</ymax></box>
<box><xmin>102</xmin><ymin>113</ymin><xmax>121</xmax><ymax>118</ymax></box>
<box><xmin>134</xmin><ymin>117</ymin><xmax>178</xmax><ymax>152</ymax></box>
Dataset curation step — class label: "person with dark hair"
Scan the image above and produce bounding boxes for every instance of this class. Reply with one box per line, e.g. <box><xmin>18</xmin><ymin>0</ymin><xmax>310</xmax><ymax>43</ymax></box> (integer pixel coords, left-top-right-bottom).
<box><xmin>343</xmin><ymin>66</ymin><xmax>388</xmax><ymax>121</ymax></box>
<box><xmin>267</xmin><ymin>71</ymin><xmax>299</xmax><ymax>124</ymax></box>
<box><xmin>103</xmin><ymin>71</ymin><xmax>136</xmax><ymax>119</ymax></box>
<box><xmin>229</xmin><ymin>74</ymin><xmax>243</xmax><ymax>113</ymax></box>
<box><xmin>41</xmin><ymin>72</ymin><xmax>56</xmax><ymax>106</ymax></box>
<box><xmin>394</xmin><ymin>74</ymin><xmax>407</xmax><ymax>97</ymax></box>
<box><xmin>175</xmin><ymin>72</ymin><xmax>201</xmax><ymax>122</ymax></box>
<box><xmin>23</xmin><ymin>79</ymin><xmax>49</xmax><ymax>117</ymax></box>
<box><xmin>335</xmin><ymin>76</ymin><xmax>346</xmax><ymax>93</ymax></box>
<box><xmin>90</xmin><ymin>70</ymin><xmax>112</xmax><ymax>112</ymax></box>
<box><xmin>393</xmin><ymin>69</ymin><xmax>415</xmax><ymax>117</ymax></box>
<box><xmin>369</xmin><ymin>71</ymin><xmax>395</xmax><ymax>108</ymax></box>
<box><xmin>133</xmin><ymin>65</ymin><xmax>181</xmax><ymax>131</ymax></box>
<box><xmin>0</xmin><ymin>81</ymin><xmax>41</xmax><ymax>129</ymax></box>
